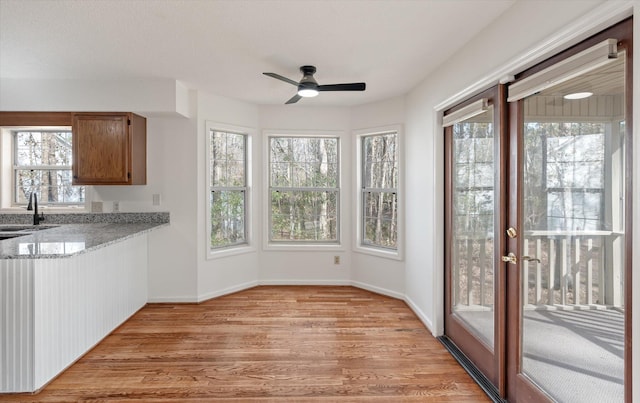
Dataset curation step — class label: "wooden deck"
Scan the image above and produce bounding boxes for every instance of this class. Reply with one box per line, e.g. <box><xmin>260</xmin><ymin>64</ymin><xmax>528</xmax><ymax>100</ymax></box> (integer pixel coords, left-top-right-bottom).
<box><xmin>0</xmin><ymin>286</ymin><xmax>489</xmax><ymax>402</ymax></box>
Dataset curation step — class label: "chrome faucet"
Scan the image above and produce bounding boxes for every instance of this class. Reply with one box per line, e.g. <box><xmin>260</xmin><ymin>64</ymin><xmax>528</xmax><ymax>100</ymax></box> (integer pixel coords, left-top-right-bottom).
<box><xmin>27</xmin><ymin>192</ymin><xmax>45</xmax><ymax>225</ymax></box>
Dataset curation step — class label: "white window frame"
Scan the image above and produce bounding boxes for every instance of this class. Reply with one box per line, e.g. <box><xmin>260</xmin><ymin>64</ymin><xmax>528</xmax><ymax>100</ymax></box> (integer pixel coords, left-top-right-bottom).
<box><xmin>0</xmin><ymin>126</ymin><xmax>89</xmax><ymax>211</ymax></box>
<box><xmin>205</xmin><ymin>121</ymin><xmax>255</xmax><ymax>259</ymax></box>
<box><xmin>263</xmin><ymin>130</ymin><xmax>344</xmax><ymax>251</ymax></box>
<box><xmin>354</xmin><ymin>125</ymin><xmax>403</xmax><ymax>260</ymax></box>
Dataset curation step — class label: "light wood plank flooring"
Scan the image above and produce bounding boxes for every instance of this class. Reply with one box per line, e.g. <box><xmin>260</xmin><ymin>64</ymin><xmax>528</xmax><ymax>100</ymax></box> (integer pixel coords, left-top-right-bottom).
<box><xmin>1</xmin><ymin>286</ymin><xmax>489</xmax><ymax>402</ymax></box>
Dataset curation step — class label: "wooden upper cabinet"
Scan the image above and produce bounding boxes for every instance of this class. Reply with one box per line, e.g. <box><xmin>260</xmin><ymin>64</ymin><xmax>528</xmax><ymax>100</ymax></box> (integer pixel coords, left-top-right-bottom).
<box><xmin>72</xmin><ymin>112</ymin><xmax>146</xmax><ymax>185</ymax></box>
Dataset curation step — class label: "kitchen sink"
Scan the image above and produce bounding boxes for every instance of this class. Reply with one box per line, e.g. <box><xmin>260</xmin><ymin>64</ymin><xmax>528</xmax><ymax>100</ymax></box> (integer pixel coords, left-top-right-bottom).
<box><xmin>0</xmin><ymin>225</ymin><xmax>58</xmax><ymax>231</ymax></box>
<box><xmin>0</xmin><ymin>225</ymin><xmax>59</xmax><ymax>239</ymax></box>
<box><xmin>0</xmin><ymin>234</ymin><xmax>26</xmax><ymax>240</ymax></box>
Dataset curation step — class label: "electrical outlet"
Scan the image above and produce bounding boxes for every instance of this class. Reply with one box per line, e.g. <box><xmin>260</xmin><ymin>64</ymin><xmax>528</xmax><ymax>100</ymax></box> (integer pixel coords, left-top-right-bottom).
<box><xmin>334</xmin><ymin>256</ymin><xmax>340</xmax><ymax>265</ymax></box>
<box><xmin>90</xmin><ymin>201</ymin><xmax>103</xmax><ymax>213</ymax></box>
<box><xmin>152</xmin><ymin>194</ymin><xmax>161</xmax><ymax>206</ymax></box>
<box><xmin>112</xmin><ymin>201</ymin><xmax>120</xmax><ymax>212</ymax></box>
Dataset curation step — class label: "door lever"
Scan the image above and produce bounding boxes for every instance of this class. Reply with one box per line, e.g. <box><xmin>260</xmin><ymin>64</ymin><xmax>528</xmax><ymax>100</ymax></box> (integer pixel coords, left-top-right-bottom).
<box><xmin>522</xmin><ymin>256</ymin><xmax>541</xmax><ymax>263</ymax></box>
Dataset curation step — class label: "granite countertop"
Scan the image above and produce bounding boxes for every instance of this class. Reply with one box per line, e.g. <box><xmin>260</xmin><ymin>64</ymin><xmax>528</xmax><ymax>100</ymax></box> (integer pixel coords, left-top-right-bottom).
<box><xmin>0</xmin><ymin>215</ymin><xmax>169</xmax><ymax>259</ymax></box>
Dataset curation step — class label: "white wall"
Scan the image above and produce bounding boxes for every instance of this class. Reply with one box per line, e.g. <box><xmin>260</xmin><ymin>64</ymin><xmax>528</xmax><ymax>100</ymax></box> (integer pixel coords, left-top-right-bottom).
<box><xmin>144</xmin><ymin>115</ymin><xmax>199</xmax><ymax>301</ymax></box>
<box><xmin>0</xmin><ymin>78</ymin><xmax>190</xmax><ymax>116</ymax></box>
<box><xmin>195</xmin><ymin>92</ymin><xmax>261</xmax><ymax>300</ymax></box>
<box><xmin>257</xmin><ymin>106</ymin><xmax>354</xmax><ymax>286</ymax></box>
<box><xmin>350</xmin><ymin>96</ymin><xmax>407</xmax><ymax>298</ymax></box>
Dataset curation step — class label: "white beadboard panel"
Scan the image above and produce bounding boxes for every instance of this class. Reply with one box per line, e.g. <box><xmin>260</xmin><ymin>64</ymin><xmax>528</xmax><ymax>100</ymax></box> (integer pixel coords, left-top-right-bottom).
<box><xmin>0</xmin><ymin>259</ymin><xmax>35</xmax><ymax>392</ymax></box>
<box><xmin>1</xmin><ymin>233</ymin><xmax>148</xmax><ymax>393</ymax></box>
<box><xmin>525</xmin><ymin>94</ymin><xmax>624</xmax><ymax>122</ymax></box>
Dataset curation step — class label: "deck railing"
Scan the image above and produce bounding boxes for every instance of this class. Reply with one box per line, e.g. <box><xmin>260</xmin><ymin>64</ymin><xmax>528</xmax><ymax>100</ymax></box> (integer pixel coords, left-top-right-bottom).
<box><xmin>522</xmin><ymin>231</ymin><xmax>625</xmax><ymax>309</ymax></box>
<box><xmin>453</xmin><ymin>231</ymin><xmax>625</xmax><ymax>310</ymax></box>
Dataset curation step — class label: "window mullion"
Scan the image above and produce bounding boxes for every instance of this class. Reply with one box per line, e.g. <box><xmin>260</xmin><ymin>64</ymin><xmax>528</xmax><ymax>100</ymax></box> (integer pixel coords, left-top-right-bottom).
<box><xmin>14</xmin><ymin>165</ymin><xmax>72</xmax><ymax>170</ymax></box>
<box><xmin>362</xmin><ymin>187</ymin><xmax>397</xmax><ymax>193</ymax></box>
<box><xmin>271</xmin><ymin>187</ymin><xmax>339</xmax><ymax>193</ymax></box>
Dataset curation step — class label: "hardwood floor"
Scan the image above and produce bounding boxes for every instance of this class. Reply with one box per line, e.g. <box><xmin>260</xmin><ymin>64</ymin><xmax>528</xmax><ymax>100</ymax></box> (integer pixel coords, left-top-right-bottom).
<box><xmin>1</xmin><ymin>286</ymin><xmax>489</xmax><ymax>402</ymax></box>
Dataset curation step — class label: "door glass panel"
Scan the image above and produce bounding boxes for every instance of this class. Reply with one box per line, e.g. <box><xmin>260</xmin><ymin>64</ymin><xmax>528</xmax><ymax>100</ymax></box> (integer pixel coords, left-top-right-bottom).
<box><xmin>451</xmin><ymin>105</ymin><xmax>496</xmax><ymax>348</ymax></box>
<box><xmin>520</xmin><ymin>56</ymin><xmax>625</xmax><ymax>402</ymax></box>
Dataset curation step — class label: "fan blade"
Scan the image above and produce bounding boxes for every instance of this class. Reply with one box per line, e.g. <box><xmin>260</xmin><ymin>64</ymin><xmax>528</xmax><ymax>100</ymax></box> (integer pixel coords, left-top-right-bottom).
<box><xmin>317</xmin><ymin>83</ymin><xmax>366</xmax><ymax>92</ymax></box>
<box><xmin>285</xmin><ymin>94</ymin><xmax>302</xmax><ymax>104</ymax></box>
<box><xmin>263</xmin><ymin>72</ymin><xmax>299</xmax><ymax>86</ymax></box>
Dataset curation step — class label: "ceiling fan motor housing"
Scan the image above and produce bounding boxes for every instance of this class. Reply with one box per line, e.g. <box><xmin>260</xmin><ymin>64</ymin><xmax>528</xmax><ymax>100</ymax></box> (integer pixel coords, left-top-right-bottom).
<box><xmin>299</xmin><ymin>65</ymin><xmax>318</xmax><ymax>90</ymax></box>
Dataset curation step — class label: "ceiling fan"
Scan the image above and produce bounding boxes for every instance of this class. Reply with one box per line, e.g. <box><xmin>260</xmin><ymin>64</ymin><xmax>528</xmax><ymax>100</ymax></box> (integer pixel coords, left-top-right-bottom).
<box><xmin>263</xmin><ymin>65</ymin><xmax>366</xmax><ymax>104</ymax></box>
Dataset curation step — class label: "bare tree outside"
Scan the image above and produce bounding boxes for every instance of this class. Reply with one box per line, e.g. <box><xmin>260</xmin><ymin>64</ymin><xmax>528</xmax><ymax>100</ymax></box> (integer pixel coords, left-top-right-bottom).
<box><xmin>210</xmin><ymin>130</ymin><xmax>247</xmax><ymax>248</ymax></box>
<box><xmin>361</xmin><ymin>132</ymin><xmax>398</xmax><ymax>249</ymax></box>
<box><xmin>270</xmin><ymin>136</ymin><xmax>339</xmax><ymax>242</ymax></box>
<box><xmin>451</xmin><ymin>116</ymin><xmax>495</xmax><ymax>309</ymax></box>
<box><xmin>523</xmin><ymin>122</ymin><xmax>606</xmax><ymax>232</ymax></box>
<box><xmin>14</xmin><ymin>130</ymin><xmax>84</xmax><ymax>205</ymax></box>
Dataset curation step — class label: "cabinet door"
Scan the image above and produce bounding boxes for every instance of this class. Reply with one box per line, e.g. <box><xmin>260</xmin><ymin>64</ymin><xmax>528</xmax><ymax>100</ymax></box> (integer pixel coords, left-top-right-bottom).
<box><xmin>72</xmin><ymin>113</ymin><xmax>130</xmax><ymax>185</ymax></box>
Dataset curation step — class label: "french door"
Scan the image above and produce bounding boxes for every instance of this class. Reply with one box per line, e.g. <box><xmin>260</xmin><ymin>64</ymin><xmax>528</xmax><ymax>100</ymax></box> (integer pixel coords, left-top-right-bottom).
<box><xmin>444</xmin><ymin>85</ymin><xmax>507</xmax><ymax>395</ymax></box>
<box><xmin>444</xmin><ymin>18</ymin><xmax>632</xmax><ymax>402</ymax></box>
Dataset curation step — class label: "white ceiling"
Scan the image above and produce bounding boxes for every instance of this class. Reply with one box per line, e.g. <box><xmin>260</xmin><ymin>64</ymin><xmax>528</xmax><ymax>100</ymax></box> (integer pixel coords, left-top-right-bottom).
<box><xmin>0</xmin><ymin>0</ymin><xmax>516</xmax><ymax>107</ymax></box>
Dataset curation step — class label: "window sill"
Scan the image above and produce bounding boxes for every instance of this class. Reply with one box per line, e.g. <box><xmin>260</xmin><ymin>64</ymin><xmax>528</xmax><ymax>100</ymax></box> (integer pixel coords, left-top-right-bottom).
<box><xmin>354</xmin><ymin>245</ymin><xmax>403</xmax><ymax>261</ymax></box>
<box><xmin>264</xmin><ymin>242</ymin><xmax>346</xmax><ymax>252</ymax></box>
<box><xmin>207</xmin><ymin>244</ymin><xmax>256</xmax><ymax>260</ymax></box>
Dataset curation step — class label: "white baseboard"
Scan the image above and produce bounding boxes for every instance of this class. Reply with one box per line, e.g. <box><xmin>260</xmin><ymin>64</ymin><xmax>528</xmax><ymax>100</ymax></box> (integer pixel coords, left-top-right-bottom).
<box><xmin>147</xmin><ymin>281</ymin><xmax>435</xmax><ymax>338</ymax></box>
<box><xmin>196</xmin><ymin>280</ymin><xmax>259</xmax><ymax>303</ymax></box>
<box><xmin>350</xmin><ymin>280</ymin><xmax>405</xmax><ymax>300</ymax></box>
<box><xmin>147</xmin><ymin>296</ymin><xmax>199</xmax><ymax>303</ymax></box>
<box><xmin>258</xmin><ymin>279</ymin><xmax>352</xmax><ymax>286</ymax></box>
<box><xmin>404</xmin><ymin>295</ymin><xmax>435</xmax><ymax>335</ymax></box>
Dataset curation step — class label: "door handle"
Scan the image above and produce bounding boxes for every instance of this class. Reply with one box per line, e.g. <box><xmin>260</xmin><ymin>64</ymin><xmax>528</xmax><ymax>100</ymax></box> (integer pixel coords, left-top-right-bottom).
<box><xmin>501</xmin><ymin>252</ymin><xmax>517</xmax><ymax>265</ymax></box>
<box><xmin>501</xmin><ymin>253</ymin><xmax>541</xmax><ymax>265</ymax></box>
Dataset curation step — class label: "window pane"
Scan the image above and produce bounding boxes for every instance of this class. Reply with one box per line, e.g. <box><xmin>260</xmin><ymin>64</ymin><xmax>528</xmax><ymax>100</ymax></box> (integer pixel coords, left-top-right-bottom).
<box><xmin>210</xmin><ymin>190</ymin><xmax>246</xmax><ymax>248</ymax></box>
<box><xmin>13</xmin><ymin>130</ymin><xmax>84</xmax><ymax>205</ymax></box>
<box><xmin>269</xmin><ymin>136</ymin><xmax>340</xmax><ymax>243</ymax></box>
<box><xmin>209</xmin><ymin>129</ymin><xmax>247</xmax><ymax>249</ymax></box>
<box><xmin>270</xmin><ymin>137</ymin><xmax>290</xmax><ymax>162</ymax></box>
<box><xmin>15</xmin><ymin>131</ymin><xmax>73</xmax><ymax>166</ymax></box>
<box><xmin>362</xmin><ymin>191</ymin><xmax>397</xmax><ymax>248</ymax></box>
<box><xmin>270</xmin><ymin>162</ymin><xmax>291</xmax><ymax>187</ymax></box>
<box><xmin>271</xmin><ymin>190</ymin><xmax>338</xmax><ymax>241</ymax></box>
<box><xmin>453</xmin><ymin>190</ymin><xmax>494</xmax><ymax>233</ymax></box>
<box><xmin>269</xmin><ymin>137</ymin><xmax>339</xmax><ymax>188</ymax></box>
<box><xmin>211</xmin><ymin>131</ymin><xmax>245</xmax><ymax>187</ymax></box>
<box><xmin>361</xmin><ymin>132</ymin><xmax>398</xmax><ymax>250</ymax></box>
<box><xmin>363</xmin><ymin>133</ymin><xmax>397</xmax><ymax>189</ymax></box>
<box><xmin>15</xmin><ymin>169</ymin><xmax>84</xmax><ymax>203</ymax></box>
<box><xmin>523</xmin><ymin>122</ymin><xmax>607</xmax><ymax>231</ymax></box>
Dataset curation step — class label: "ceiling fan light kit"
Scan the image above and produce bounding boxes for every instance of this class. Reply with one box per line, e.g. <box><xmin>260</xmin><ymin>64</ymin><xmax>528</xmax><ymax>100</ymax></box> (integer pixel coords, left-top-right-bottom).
<box><xmin>298</xmin><ymin>88</ymin><xmax>319</xmax><ymax>98</ymax></box>
<box><xmin>263</xmin><ymin>65</ymin><xmax>366</xmax><ymax>104</ymax></box>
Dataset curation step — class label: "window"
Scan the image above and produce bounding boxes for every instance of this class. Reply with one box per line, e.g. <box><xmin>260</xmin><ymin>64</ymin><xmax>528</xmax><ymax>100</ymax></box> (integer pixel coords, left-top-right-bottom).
<box><xmin>269</xmin><ymin>136</ymin><xmax>339</xmax><ymax>243</ymax></box>
<box><xmin>523</xmin><ymin>122</ymin><xmax>609</xmax><ymax>231</ymax></box>
<box><xmin>13</xmin><ymin>129</ymin><xmax>84</xmax><ymax>205</ymax></box>
<box><xmin>209</xmin><ymin>129</ymin><xmax>248</xmax><ymax>249</ymax></box>
<box><xmin>360</xmin><ymin>131</ymin><xmax>398</xmax><ymax>250</ymax></box>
